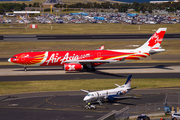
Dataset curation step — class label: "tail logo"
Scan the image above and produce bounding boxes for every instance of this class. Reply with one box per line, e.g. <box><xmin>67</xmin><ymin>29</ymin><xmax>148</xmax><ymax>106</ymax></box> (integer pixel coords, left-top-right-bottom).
<box><xmin>148</xmin><ymin>31</ymin><xmax>165</xmax><ymax>47</ymax></box>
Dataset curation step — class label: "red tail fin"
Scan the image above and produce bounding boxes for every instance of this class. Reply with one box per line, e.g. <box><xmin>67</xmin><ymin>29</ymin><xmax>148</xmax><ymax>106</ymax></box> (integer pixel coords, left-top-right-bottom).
<box><xmin>136</xmin><ymin>28</ymin><xmax>167</xmax><ymax>50</ymax></box>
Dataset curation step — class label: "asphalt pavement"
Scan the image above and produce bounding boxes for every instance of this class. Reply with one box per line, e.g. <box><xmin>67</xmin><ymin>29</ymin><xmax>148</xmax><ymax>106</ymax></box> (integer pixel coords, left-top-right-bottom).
<box><xmin>0</xmin><ymin>88</ymin><xmax>178</xmax><ymax>120</ymax></box>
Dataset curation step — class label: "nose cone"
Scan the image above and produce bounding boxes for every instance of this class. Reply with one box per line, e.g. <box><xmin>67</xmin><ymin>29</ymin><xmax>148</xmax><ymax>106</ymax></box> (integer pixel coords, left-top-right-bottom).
<box><xmin>8</xmin><ymin>58</ymin><xmax>11</xmax><ymax>63</ymax></box>
<box><xmin>83</xmin><ymin>96</ymin><xmax>90</xmax><ymax>102</ymax></box>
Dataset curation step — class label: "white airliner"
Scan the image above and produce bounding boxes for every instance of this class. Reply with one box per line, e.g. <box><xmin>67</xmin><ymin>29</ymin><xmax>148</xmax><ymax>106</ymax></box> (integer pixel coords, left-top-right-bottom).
<box><xmin>81</xmin><ymin>74</ymin><xmax>134</xmax><ymax>105</ymax></box>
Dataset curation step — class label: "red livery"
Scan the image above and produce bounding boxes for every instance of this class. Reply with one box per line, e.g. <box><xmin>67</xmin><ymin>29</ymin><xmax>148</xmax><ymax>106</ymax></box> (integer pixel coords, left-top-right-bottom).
<box><xmin>8</xmin><ymin>28</ymin><xmax>167</xmax><ymax>72</ymax></box>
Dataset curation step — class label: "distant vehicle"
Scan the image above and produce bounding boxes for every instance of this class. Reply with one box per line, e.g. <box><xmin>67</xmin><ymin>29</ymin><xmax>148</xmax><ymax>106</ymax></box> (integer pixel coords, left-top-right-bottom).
<box><xmin>8</xmin><ymin>28</ymin><xmax>167</xmax><ymax>72</ymax></box>
<box><xmin>1</xmin><ymin>20</ymin><xmax>6</xmax><ymax>23</ymax></box>
<box><xmin>5</xmin><ymin>13</ymin><xmax>15</xmax><ymax>17</ymax></box>
<box><xmin>164</xmin><ymin>106</ymin><xmax>171</xmax><ymax>114</ymax></box>
<box><xmin>172</xmin><ymin>112</ymin><xmax>180</xmax><ymax>120</ymax></box>
<box><xmin>57</xmin><ymin>20</ymin><xmax>63</xmax><ymax>23</ymax></box>
<box><xmin>16</xmin><ymin>20</ymin><xmax>24</xmax><ymax>24</ymax></box>
<box><xmin>6</xmin><ymin>19</ymin><xmax>11</xmax><ymax>23</ymax></box>
<box><xmin>84</xmin><ymin>104</ymin><xmax>96</xmax><ymax>110</ymax></box>
<box><xmin>137</xmin><ymin>114</ymin><xmax>150</xmax><ymax>120</ymax></box>
<box><xmin>81</xmin><ymin>74</ymin><xmax>135</xmax><ymax>105</ymax></box>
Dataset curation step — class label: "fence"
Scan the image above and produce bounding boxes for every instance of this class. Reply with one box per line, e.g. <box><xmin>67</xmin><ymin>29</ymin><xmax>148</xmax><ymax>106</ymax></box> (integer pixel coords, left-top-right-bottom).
<box><xmin>165</xmin><ymin>93</ymin><xmax>180</xmax><ymax>111</ymax></box>
<box><xmin>129</xmin><ymin>103</ymin><xmax>164</xmax><ymax>117</ymax></box>
<box><xmin>97</xmin><ymin>106</ymin><xmax>129</xmax><ymax>120</ymax></box>
<box><xmin>98</xmin><ymin>93</ymin><xmax>180</xmax><ymax>120</ymax></box>
<box><xmin>98</xmin><ymin>103</ymin><xmax>164</xmax><ymax>120</ymax></box>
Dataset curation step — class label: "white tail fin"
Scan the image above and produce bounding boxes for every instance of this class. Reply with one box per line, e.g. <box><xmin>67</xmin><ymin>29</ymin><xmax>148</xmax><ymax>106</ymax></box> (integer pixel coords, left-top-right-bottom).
<box><xmin>136</xmin><ymin>28</ymin><xmax>167</xmax><ymax>51</ymax></box>
<box><xmin>96</xmin><ymin>45</ymin><xmax>105</xmax><ymax>50</ymax></box>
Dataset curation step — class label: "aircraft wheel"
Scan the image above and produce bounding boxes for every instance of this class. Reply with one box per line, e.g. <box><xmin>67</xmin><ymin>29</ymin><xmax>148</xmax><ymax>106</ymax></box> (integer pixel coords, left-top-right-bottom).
<box><xmin>86</xmin><ymin>68</ymin><xmax>96</xmax><ymax>72</ymax></box>
<box><xmin>92</xmin><ymin>106</ymin><xmax>96</xmax><ymax>110</ymax></box>
<box><xmin>84</xmin><ymin>105</ymin><xmax>89</xmax><ymax>109</ymax></box>
<box><xmin>86</xmin><ymin>68</ymin><xmax>91</xmax><ymax>72</ymax></box>
<box><xmin>91</xmin><ymin>68</ymin><xmax>96</xmax><ymax>72</ymax></box>
<box><xmin>24</xmin><ymin>66</ymin><xmax>27</xmax><ymax>72</ymax></box>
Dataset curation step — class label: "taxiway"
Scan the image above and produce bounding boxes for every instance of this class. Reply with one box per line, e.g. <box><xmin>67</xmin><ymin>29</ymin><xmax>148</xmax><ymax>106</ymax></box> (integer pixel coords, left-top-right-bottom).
<box><xmin>0</xmin><ymin>88</ymin><xmax>179</xmax><ymax>120</ymax></box>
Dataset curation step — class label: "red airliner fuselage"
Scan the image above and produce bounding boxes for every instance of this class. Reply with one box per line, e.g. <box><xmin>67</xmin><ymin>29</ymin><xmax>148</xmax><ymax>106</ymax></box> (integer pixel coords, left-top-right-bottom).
<box><xmin>8</xmin><ymin>28</ymin><xmax>167</xmax><ymax>72</ymax></box>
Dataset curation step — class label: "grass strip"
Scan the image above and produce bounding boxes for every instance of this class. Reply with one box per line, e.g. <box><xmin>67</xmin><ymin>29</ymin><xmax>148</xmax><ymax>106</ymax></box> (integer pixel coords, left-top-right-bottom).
<box><xmin>0</xmin><ymin>78</ymin><xmax>180</xmax><ymax>95</ymax></box>
<box><xmin>0</xmin><ymin>24</ymin><xmax>180</xmax><ymax>34</ymax></box>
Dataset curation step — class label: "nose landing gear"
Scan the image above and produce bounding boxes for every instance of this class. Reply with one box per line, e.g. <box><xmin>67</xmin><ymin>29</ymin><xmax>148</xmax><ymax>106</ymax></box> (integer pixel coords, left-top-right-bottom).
<box><xmin>24</xmin><ymin>66</ymin><xmax>27</xmax><ymax>72</ymax></box>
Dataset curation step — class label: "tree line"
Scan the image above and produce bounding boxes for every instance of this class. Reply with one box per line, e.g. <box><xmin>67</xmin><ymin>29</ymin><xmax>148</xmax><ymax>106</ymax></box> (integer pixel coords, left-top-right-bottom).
<box><xmin>0</xmin><ymin>1</ymin><xmax>180</xmax><ymax>14</ymax></box>
<box><xmin>54</xmin><ymin>2</ymin><xmax>180</xmax><ymax>13</ymax></box>
<box><xmin>0</xmin><ymin>3</ymin><xmax>27</xmax><ymax>14</ymax></box>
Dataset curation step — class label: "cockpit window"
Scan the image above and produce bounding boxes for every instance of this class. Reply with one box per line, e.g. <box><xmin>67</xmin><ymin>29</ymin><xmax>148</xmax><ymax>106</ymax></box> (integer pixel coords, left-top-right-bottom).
<box><xmin>86</xmin><ymin>94</ymin><xmax>94</xmax><ymax>96</ymax></box>
<box><xmin>12</xmin><ymin>56</ymin><xmax>17</xmax><ymax>58</ymax></box>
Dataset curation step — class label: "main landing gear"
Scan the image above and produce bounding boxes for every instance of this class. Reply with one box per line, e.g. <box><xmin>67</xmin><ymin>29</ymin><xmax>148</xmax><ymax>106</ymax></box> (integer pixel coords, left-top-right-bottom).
<box><xmin>85</xmin><ymin>63</ymin><xmax>96</xmax><ymax>72</ymax></box>
<box><xmin>86</xmin><ymin>67</ymin><xmax>96</xmax><ymax>72</ymax></box>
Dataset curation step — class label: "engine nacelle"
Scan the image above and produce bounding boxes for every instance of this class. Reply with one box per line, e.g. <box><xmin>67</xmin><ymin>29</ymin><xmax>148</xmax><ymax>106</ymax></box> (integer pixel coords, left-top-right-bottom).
<box><xmin>117</xmin><ymin>90</ymin><xmax>127</xmax><ymax>95</ymax></box>
<box><xmin>64</xmin><ymin>63</ymin><xmax>83</xmax><ymax>71</ymax></box>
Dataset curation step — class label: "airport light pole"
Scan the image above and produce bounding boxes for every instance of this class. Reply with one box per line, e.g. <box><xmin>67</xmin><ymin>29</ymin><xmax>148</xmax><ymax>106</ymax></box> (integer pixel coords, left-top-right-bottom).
<box><xmin>50</xmin><ymin>5</ymin><xmax>53</xmax><ymax>14</ymax></box>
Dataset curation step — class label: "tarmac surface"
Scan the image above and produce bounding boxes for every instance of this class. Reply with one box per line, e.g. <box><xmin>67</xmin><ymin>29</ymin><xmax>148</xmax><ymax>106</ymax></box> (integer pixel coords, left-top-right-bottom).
<box><xmin>0</xmin><ymin>88</ymin><xmax>179</xmax><ymax>120</ymax></box>
<box><xmin>0</xmin><ymin>47</ymin><xmax>180</xmax><ymax>119</ymax></box>
<box><xmin>0</xmin><ymin>63</ymin><xmax>179</xmax><ymax>81</ymax></box>
<box><xmin>0</xmin><ymin>62</ymin><xmax>179</xmax><ymax>119</ymax></box>
<box><xmin>0</xmin><ymin>33</ymin><xmax>179</xmax><ymax>41</ymax></box>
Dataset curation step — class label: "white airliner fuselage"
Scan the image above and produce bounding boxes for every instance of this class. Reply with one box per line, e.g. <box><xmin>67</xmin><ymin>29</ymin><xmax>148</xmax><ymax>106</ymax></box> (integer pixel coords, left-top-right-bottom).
<box><xmin>81</xmin><ymin>74</ymin><xmax>133</xmax><ymax>105</ymax></box>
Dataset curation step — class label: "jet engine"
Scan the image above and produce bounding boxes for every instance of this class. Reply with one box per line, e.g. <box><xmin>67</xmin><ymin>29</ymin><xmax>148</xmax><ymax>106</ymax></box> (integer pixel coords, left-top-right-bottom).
<box><xmin>64</xmin><ymin>63</ymin><xmax>83</xmax><ymax>71</ymax></box>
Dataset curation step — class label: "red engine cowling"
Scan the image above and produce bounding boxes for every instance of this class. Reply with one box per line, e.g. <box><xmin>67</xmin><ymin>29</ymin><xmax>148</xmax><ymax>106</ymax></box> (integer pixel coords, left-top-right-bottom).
<box><xmin>64</xmin><ymin>63</ymin><xmax>83</xmax><ymax>71</ymax></box>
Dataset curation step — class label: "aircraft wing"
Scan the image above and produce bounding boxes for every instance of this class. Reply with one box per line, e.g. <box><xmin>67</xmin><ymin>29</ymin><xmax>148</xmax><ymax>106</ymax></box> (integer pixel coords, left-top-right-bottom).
<box><xmin>81</xmin><ymin>89</ymin><xmax>89</xmax><ymax>93</ymax></box>
<box><xmin>113</xmin><ymin>96</ymin><xmax>135</xmax><ymax>99</ymax></box>
<box><xmin>65</xmin><ymin>58</ymin><xmax>126</xmax><ymax>64</ymax></box>
<box><xmin>65</xmin><ymin>60</ymin><xmax>118</xmax><ymax>63</ymax></box>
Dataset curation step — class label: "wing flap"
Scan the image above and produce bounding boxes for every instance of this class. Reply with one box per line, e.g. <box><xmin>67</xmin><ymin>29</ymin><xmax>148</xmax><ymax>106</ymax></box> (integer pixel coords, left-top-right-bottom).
<box><xmin>113</xmin><ymin>96</ymin><xmax>135</xmax><ymax>99</ymax></box>
<box><xmin>65</xmin><ymin>60</ymin><xmax>118</xmax><ymax>63</ymax></box>
<box><xmin>65</xmin><ymin>57</ymin><xmax>126</xmax><ymax>63</ymax></box>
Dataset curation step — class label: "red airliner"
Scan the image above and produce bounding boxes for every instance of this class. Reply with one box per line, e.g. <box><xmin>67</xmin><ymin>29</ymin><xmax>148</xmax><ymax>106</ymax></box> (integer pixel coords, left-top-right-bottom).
<box><xmin>8</xmin><ymin>28</ymin><xmax>167</xmax><ymax>72</ymax></box>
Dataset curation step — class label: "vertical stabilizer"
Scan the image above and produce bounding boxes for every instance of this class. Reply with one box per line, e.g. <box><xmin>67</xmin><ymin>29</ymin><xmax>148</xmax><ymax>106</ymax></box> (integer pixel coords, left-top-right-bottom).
<box><xmin>136</xmin><ymin>28</ymin><xmax>167</xmax><ymax>51</ymax></box>
<box><xmin>125</xmin><ymin>74</ymin><xmax>132</xmax><ymax>88</ymax></box>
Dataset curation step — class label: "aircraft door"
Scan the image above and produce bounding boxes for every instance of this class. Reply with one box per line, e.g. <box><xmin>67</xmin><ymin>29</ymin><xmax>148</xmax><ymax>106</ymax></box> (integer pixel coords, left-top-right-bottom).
<box><xmin>97</xmin><ymin>52</ymin><xmax>101</xmax><ymax>58</ymax></box>
<box><xmin>20</xmin><ymin>54</ymin><xmax>29</xmax><ymax>64</ymax></box>
<box><xmin>21</xmin><ymin>54</ymin><xmax>25</xmax><ymax>61</ymax></box>
<box><xmin>96</xmin><ymin>92</ymin><xmax>100</xmax><ymax>100</ymax></box>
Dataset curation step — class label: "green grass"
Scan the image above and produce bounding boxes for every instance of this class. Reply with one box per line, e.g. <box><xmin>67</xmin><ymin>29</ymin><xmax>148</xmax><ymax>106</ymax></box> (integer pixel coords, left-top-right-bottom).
<box><xmin>0</xmin><ymin>24</ymin><xmax>180</xmax><ymax>34</ymax></box>
<box><xmin>0</xmin><ymin>78</ymin><xmax>179</xmax><ymax>95</ymax></box>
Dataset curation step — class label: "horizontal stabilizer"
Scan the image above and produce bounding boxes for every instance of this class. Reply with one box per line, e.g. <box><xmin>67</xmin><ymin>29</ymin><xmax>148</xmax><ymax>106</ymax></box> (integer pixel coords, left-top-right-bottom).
<box><xmin>149</xmin><ymin>49</ymin><xmax>165</xmax><ymax>55</ymax></box>
<box><xmin>115</xmin><ymin>84</ymin><xmax>120</xmax><ymax>87</ymax></box>
<box><xmin>127</xmin><ymin>87</ymin><xmax>137</xmax><ymax>90</ymax></box>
